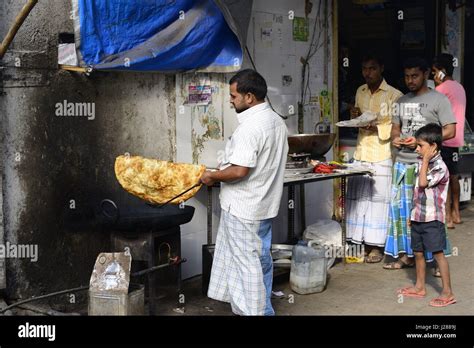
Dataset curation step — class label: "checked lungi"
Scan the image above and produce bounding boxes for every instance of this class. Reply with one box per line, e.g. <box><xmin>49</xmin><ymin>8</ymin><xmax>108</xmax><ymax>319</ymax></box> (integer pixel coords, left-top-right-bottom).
<box><xmin>384</xmin><ymin>162</ymin><xmax>452</xmax><ymax>262</ymax></box>
<box><xmin>207</xmin><ymin>210</ymin><xmax>274</xmax><ymax>316</ymax></box>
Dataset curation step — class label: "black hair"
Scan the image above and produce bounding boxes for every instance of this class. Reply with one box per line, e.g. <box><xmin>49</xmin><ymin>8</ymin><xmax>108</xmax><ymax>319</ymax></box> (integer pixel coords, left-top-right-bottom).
<box><xmin>433</xmin><ymin>53</ymin><xmax>455</xmax><ymax>76</ymax></box>
<box><xmin>403</xmin><ymin>57</ymin><xmax>429</xmax><ymax>73</ymax></box>
<box><xmin>414</xmin><ymin>123</ymin><xmax>443</xmax><ymax>150</ymax></box>
<box><xmin>229</xmin><ymin>69</ymin><xmax>267</xmax><ymax>101</ymax></box>
<box><xmin>361</xmin><ymin>52</ymin><xmax>384</xmax><ymax>67</ymax></box>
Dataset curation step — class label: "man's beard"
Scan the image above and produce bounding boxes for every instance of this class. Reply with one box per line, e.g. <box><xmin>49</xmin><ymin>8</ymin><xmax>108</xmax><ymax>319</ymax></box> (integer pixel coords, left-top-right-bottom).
<box><xmin>408</xmin><ymin>85</ymin><xmax>422</xmax><ymax>92</ymax></box>
<box><xmin>235</xmin><ymin>105</ymin><xmax>250</xmax><ymax>114</ymax></box>
<box><xmin>408</xmin><ymin>79</ymin><xmax>427</xmax><ymax>93</ymax></box>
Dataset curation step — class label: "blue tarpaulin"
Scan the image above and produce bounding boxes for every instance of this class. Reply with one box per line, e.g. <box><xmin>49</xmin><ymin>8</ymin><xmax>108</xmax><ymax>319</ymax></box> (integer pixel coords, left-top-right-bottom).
<box><xmin>72</xmin><ymin>0</ymin><xmax>246</xmax><ymax>72</ymax></box>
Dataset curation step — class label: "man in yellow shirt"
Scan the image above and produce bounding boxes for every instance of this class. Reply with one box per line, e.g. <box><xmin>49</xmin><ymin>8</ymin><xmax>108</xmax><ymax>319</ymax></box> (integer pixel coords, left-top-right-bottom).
<box><xmin>346</xmin><ymin>54</ymin><xmax>403</xmax><ymax>262</ymax></box>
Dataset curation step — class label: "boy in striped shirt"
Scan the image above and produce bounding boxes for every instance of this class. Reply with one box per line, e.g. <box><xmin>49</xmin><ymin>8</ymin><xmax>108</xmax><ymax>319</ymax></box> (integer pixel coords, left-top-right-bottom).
<box><xmin>398</xmin><ymin>123</ymin><xmax>456</xmax><ymax>307</ymax></box>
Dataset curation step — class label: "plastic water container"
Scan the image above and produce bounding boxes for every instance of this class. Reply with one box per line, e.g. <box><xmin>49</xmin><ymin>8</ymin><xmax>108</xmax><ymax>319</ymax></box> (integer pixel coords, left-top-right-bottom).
<box><xmin>303</xmin><ymin>219</ymin><xmax>342</xmax><ymax>247</ymax></box>
<box><xmin>303</xmin><ymin>219</ymin><xmax>342</xmax><ymax>270</ymax></box>
<box><xmin>290</xmin><ymin>240</ymin><xmax>327</xmax><ymax>294</ymax></box>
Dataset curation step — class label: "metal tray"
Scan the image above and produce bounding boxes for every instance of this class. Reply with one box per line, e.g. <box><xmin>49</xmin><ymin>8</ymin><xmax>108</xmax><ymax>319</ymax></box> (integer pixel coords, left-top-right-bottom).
<box><xmin>271</xmin><ymin>244</ymin><xmax>293</xmax><ymax>260</ymax></box>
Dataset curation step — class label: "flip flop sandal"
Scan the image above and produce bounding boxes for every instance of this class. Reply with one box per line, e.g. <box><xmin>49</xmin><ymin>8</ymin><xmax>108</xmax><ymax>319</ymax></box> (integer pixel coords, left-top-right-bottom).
<box><xmin>429</xmin><ymin>297</ymin><xmax>457</xmax><ymax>307</ymax></box>
<box><xmin>383</xmin><ymin>259</ymin><xmax>414</xmax><ymax>270</ymax></box>
<box><xmin>365</xmin><ymin>252</ymin><xmax>383</xmax><ymax>263</ymax></box>
<box><xmin>397</xmin><ymin>287</ymin><xmax>426</xmax><ymax>298</ymax></box>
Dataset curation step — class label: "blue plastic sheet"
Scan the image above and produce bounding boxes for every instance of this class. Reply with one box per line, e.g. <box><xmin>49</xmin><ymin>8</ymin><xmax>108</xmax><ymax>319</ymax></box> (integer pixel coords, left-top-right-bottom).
<box><xmin>73</xmin><ymin>0</ymin><xmax>244</xmax><ymax>72</ymax></box>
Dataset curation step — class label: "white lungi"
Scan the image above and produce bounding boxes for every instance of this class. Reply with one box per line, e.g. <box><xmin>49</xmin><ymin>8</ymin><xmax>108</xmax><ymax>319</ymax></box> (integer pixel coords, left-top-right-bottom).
<box><xmin>208</xmin><ymin>210</ymin><xmax>273</xmax><ymax>316</ymax></box>
<box><xmin>346</xmin><ymin>159</ymin><xmax>392</xmax><ymax>246</ymax></box>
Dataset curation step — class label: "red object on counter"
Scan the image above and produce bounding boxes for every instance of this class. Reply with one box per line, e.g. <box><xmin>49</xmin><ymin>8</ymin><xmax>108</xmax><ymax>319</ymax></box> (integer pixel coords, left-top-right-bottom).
<box><xmin>313</xmin><ymin>163</ymin><xmax>339</xmax><ymax>174</ymax></box>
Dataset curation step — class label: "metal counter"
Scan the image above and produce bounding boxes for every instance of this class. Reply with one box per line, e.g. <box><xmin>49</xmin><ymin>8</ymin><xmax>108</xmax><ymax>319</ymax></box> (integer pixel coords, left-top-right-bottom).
<box><xmin>205</xmin><ymin>170</ymin><xmax>372</xmax><ymax>254</ymax></box>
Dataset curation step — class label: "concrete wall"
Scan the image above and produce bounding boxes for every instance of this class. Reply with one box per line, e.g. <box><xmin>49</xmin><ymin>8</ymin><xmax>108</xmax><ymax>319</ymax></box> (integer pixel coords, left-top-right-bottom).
<box><xmin>0</xmin><ymin>0</ymin><xmax>5</xmax><ymax>287</ymax></box>
<box><xmin>0</xmin><ymin>0</ymin><xmax>176</xmax><ymax>299</ymax></box>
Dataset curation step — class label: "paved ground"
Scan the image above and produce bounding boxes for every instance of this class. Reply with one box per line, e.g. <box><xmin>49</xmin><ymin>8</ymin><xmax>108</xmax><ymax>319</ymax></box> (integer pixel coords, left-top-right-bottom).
<box><xmin>3</xmin><ymin>204</ymin><xmax>471</xmax><ymax>317</ymax></box>
<box><xmin>164</xmin><ymin>202</ymin><xmax>474</xmax><ymax>316</ymax></box>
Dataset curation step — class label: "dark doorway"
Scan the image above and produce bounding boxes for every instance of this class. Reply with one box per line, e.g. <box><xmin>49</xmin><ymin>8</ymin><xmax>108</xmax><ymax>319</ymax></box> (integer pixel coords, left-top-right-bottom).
<box><xmin>464</xmin><ymin>2</ymin><xmax>474</xmax><ymax>127</ymax></box>
<box><xmin>338</xmin><ymin>0</ymin><xmax>439</xmax><ymax>139</ymax></box>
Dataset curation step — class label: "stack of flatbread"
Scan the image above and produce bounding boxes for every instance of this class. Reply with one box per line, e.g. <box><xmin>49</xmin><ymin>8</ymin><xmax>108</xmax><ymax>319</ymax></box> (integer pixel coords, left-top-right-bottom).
<box><xmin>335</xmin><ymin>111</ymin><xmax>378</xmax><ymax>128</ymax></box>
<box><xmin>115</xmin><ymin>155</ymin><xmax>206</xmax><ymax>204</ymax></box>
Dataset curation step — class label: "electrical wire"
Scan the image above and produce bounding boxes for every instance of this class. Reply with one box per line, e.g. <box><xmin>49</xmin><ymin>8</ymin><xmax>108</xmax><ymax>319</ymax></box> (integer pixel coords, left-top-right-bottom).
<box><xmin>307</xmin><ymin>2</ymin><xmax>324</xmax><ymax>60</ymax></box>
<box><xmin>0</xmin><ymin>285</ymin><xmax>89</xmax><ymax>314</ymax></box>
<box><xmin>301</xmin><ymin>0</ymin><xmax>324</xmax><ymax>105</ymax></box>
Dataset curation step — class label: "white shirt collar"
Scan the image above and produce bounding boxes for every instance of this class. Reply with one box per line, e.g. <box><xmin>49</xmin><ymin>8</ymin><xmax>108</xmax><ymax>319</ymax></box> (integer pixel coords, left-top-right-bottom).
<box><xmin>237</xmin><ymin>102</ymin><xmax>269</xmax><ymax>124</ymax></box>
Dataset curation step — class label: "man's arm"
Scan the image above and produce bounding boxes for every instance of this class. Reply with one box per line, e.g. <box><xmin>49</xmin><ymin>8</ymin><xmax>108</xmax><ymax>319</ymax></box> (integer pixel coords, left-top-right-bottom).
<box><xmin>350</xmin><ymin>89</ymin><xmax>362</xmax><ymax>119</ymax></box>
<box><xmin>437</xmin><ymin>93</ymin><xmax>457</xmax><ymax>140</ymax></box>
<box><xmin>399</xmin><ymin>124</ymin><xmax>456</xmax><ymax>150</ymax></box>
<box><xmin>391</xmin><ymin>122</ymin><xmax>403</xmax><ymax>148</ymax></box>
<box><xmin>200</xmin><ymin>165</ymin><xmax>249</xmax><ymax>186</ymax></box>
<box><xmin>442</xmin><ymin>123</ymin><xmax>456</xmax><ymax>141</ymax></box>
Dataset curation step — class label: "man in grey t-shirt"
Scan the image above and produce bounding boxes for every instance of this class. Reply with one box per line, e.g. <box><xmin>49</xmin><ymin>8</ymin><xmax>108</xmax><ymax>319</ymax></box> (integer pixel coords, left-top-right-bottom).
<box><xmin>393</xmin><ymin>89</ymin><xmax>455</xmax><ymax>163</ymax></box>
<box><xmin>383</xmin><ymin>57</ymin><xmax>456</xmax><ymax>270</ymax></box>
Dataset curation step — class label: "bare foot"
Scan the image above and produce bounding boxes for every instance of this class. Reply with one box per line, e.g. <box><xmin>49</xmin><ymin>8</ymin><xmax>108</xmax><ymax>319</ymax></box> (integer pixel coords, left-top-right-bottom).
<box><xmin>446</xmin><ymin>221</ymin><xmax>455</xmax><ymax>229</ymax></box>
<box><xmin>398</xmin><ymin>286</ymin><xmax>426</xmax><ymax>298</ymax></box>
<box><xmin>452</xmin><ymin>214</ymin><xmax>462</xmax><ymax>224</ymax></box>
<box><xmin>400</xmin><ymin>255</ymin><xmax>415</xmax><ymax>266</ymax></box>
<box><xmin>439</xmin><ymin>291</ymin><xmax>455</xmax><ymax>299</ymax></box>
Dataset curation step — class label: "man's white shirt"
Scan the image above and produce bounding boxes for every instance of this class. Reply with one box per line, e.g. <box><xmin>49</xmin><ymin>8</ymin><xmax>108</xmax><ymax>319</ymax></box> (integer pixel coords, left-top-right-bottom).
<box><xmin>219</xmin><ymin>102</ymin><xmax>288</xmax><ymax>221</ymax></box>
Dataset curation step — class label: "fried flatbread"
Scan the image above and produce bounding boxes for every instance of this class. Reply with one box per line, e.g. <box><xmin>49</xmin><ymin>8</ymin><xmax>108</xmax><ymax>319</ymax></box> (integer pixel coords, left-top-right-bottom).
<box><xmin>115</xmin><ymin>155</ymin><xmax>205</xmax><ymax>204</ymax></box>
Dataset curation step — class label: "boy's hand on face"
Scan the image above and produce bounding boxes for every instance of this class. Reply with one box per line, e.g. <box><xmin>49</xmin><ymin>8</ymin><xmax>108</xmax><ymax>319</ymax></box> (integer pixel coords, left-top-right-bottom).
<box><xmin>423</xmin><ymin>146</ymin><xmax>438</xmax><ymax>162</ymax></box>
